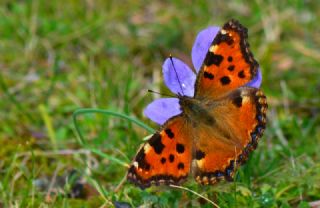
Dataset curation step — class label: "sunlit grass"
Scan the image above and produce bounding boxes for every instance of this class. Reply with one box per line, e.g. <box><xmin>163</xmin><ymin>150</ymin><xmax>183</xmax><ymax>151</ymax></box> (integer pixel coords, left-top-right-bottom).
<box><xmin>0</xmin><ymin>0</ymin><xmax>319</xmax><ymax>207</ymax></box>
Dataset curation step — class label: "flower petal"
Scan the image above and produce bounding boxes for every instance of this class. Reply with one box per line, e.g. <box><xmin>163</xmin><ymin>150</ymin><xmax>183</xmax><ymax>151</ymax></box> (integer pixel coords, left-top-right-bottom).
<box><xmin>191</xmin><ymin>26</ymin><xmax>220</xmax><ymax>72</ymax></box>
<box><xmin>246</xmin><ymin>67</ymin><xmax>262</xmax><ymax>88</ymax></box>
<box><xmin>143</xmin><ymin>98</ymin><xmax>181</xmax><ymax>125</ymax></box>
<box><xmin>163</xmin><ymin>57</ymin><xmax>196</xmax><ymax>97</ymax></box>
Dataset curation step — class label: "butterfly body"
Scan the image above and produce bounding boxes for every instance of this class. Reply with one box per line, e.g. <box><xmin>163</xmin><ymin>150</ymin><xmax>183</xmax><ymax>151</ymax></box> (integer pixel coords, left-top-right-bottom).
<box><xmin>127</xmin><ymin>19</ymin><xmax>268</xmax><ymax>189</ymax></box>
<box><xmin>179</xmin><ymin>95</ymin><xmax>215</xmax><ymax>127</ymax></box>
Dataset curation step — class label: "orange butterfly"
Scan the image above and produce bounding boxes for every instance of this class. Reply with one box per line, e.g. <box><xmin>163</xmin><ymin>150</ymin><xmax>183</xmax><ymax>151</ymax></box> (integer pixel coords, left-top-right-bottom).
<box><xmin>127</xmin><ymin>19</ymin><xmax>267</xmax><ymax>188</ymax></box>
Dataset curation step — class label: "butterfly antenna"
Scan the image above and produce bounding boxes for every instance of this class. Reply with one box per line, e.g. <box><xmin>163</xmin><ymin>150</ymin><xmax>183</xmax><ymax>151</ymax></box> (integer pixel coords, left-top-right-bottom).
<box><xmin>147</xmin><ymin>89</ymin><xmax>176</xmax><ymax>98</ymax></box>
<box><xmin>169</xmin><ymin>55</ymin><xmax>184</xmax><ymax>96</ymax></box>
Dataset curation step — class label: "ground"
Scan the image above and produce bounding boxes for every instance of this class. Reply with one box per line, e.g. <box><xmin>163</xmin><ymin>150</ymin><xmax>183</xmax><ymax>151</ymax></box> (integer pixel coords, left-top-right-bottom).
<box><xmin>0</xmin><ymin>1</ymin><xmax>319</xmax><ymax>207</ymax></box>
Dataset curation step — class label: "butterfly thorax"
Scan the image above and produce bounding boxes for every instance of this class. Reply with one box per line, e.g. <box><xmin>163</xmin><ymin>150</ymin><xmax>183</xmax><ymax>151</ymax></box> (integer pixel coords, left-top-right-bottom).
<box><xmin>179</xmin><ymin>96</ymin><xmax>215</xmax><ymax>126</ymax></box>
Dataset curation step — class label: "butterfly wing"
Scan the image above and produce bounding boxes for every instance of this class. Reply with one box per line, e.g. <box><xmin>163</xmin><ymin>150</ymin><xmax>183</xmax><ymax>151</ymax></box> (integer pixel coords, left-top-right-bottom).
<box><xmin>192</xmin><ymin>87</ymin><xmax>267</xmax><ymax>184</ymax></box>
<box><xmin>195</xmin><ymin>19</ymin><xmax>259</xmax><ymax>99</ymax></box>
<box><xmin>127</xmin><ymin>115</ymin><xmax>193</xmax><ymax>188</ymax></box>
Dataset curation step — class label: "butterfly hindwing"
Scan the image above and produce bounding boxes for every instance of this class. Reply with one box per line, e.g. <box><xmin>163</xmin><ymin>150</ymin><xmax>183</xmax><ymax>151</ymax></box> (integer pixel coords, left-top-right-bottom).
<box><xmin>127</xmin><ymin>115</ymin><xmax>193</xmax><ymax>188</ymax></box>
<box><xmin>195</xmin><ymin>19</ymin><xmax>259</xmax><ymax>99</ymax></box>
<box><xmin>192</xmin><ymin>87</ymin><xmax>267</xmax><ymax>184</ymax></box>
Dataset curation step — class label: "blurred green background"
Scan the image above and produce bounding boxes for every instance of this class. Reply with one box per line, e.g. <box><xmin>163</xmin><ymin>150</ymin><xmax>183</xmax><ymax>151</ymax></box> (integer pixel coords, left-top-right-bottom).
<box><xmin>0</xmin><ymin>0</ymin><xmax>319</xmax><ymax>207</ymax></box>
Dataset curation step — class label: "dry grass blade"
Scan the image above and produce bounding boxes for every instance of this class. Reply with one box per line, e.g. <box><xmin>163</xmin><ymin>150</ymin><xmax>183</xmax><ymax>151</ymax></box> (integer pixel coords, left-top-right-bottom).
<box><xmin>170</xmin><ymin>184</ymin><xmax>220</xmax><ymax>208</ymax></box>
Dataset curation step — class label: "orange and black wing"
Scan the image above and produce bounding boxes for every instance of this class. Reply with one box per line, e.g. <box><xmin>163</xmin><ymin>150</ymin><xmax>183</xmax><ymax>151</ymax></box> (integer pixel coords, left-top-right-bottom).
<box><xmin>127</xmin><ymin>115</ymin><xmax>193</xmax><ymax>188</ymax></box>
<box><xmin>192</xmin><ymin>87</ymin><xmax>267</xmax><ymax>184</ymax></box>
<box><xmin>195</xmin><ymin>19</ymin><xmax>259</xmax><ymax>99</ymax></box>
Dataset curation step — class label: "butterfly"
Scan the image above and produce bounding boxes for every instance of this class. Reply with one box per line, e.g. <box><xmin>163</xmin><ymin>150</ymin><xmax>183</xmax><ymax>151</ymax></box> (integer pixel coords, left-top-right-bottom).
<box><xmin>127</xmin><ymin>19</ymin><xmax>267</xmax><ymax>188</ymax></box>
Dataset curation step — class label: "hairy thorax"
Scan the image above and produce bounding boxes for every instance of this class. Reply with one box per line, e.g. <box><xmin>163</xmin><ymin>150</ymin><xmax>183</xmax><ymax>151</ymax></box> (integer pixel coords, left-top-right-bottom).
<box><xmin>179</xmin><ymin>96</ymin><xmax>215</xmax><ymax>126</ymax></box>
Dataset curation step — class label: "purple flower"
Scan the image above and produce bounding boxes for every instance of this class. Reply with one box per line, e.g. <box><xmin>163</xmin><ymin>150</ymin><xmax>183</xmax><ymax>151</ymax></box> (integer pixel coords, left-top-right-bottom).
<box><xmin>144</xmin><ymin>26</ymin><xmax>262</xmax><ymax>125</ymax></box>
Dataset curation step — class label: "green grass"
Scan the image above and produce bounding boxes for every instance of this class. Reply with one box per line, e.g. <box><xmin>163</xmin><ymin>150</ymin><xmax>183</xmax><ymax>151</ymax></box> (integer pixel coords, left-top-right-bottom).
<box><xmin>1</xmin><ymin>0</ymin><xmax>319</xmax><ymax>207</ymax></box>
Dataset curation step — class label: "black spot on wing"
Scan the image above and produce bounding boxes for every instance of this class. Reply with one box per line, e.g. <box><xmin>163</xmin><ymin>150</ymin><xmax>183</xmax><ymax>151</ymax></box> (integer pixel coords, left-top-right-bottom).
<box><xmin>165</xmin><ymin>128</ymin><xmax>174</xmax><ymax>139</ymax></box>
<box><xmin>140</xmin><ymin>161</ymin><xmax>151</xmax><ymax>171</ymax></box>
<box><xmin>195</xmin><ymin>150</ymin><xmax>205</xmax><ymax>160</ymax></box>
<box><xmin>213</xmin><ymin>33</ymin><xmax>234</xmax><ymax>45</ymax></box>
<box><xmin>176</xmin><ymin>143</ymin><xmax>185</xmax><ymax>153</ymax></box>
<box><xmin>220</xmin><ymin>76</ymin><xmax>231</xmax><ymax>85</ymax></box>
<box><xmin>227</xmin><ymin>65</ymin><xmax>235</xmax><ymax>71</ymax></box>
<box><xmin>204</xmin><ymin>52</ymin><xmax>223</xmax><ymax>67</ymax></box>
<box><xmin>148</xmin><ymin>133</ymin><xmax>164</xmax><ymax>154</ymax></box>
<box><xmin>222</xmin><ymin>19</ymin><xmax>259</xmax><ymax>80</ymax></box>
<box><xmin>169</xmin><ymin>154</ymin><xmax>175</xmax><ymax>163</ymax></box>
<box><xmin>135</xmin><ymin>149</ymin><xmax>150</xmax><ymax>171</ymax></box>
<box><xmin>177</xmin><ymin>163</ymin><xmax>184</xmax><ymax>170</ymax></box>
<box><xmin>135</xmin><ymin>149</ymin><xmax>145</xmax><ymax>162</ymax></box>
<box><xmin>204</xmin><ymin>71</ymin><xmax>214</xmax><ymax>80</ymax></box>
<box><xmin>238</xmin><ymin>70</ymin><xmax>245</xmax><ymax>78</ymax></box>
<box><xmin>160</xmin><ymin>157</ymin><xmax>166</xmax><ymax>164</ymax></box>
<box><xmin>227</xmin><ymin>56</ymin><xmax>233</xmax><ymax>62</ymax></box>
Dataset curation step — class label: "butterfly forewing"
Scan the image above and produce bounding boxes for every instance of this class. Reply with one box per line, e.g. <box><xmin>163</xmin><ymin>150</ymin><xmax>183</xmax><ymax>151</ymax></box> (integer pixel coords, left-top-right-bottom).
<box><xmin>127</xmin><ymin>115</ymin><xmax>193</xmax><ymax>188</ymax></box>
<box><xmin>195</xmin><ymin>19</ymin><xmax>259</xmax><ymax>99</ymax></box>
